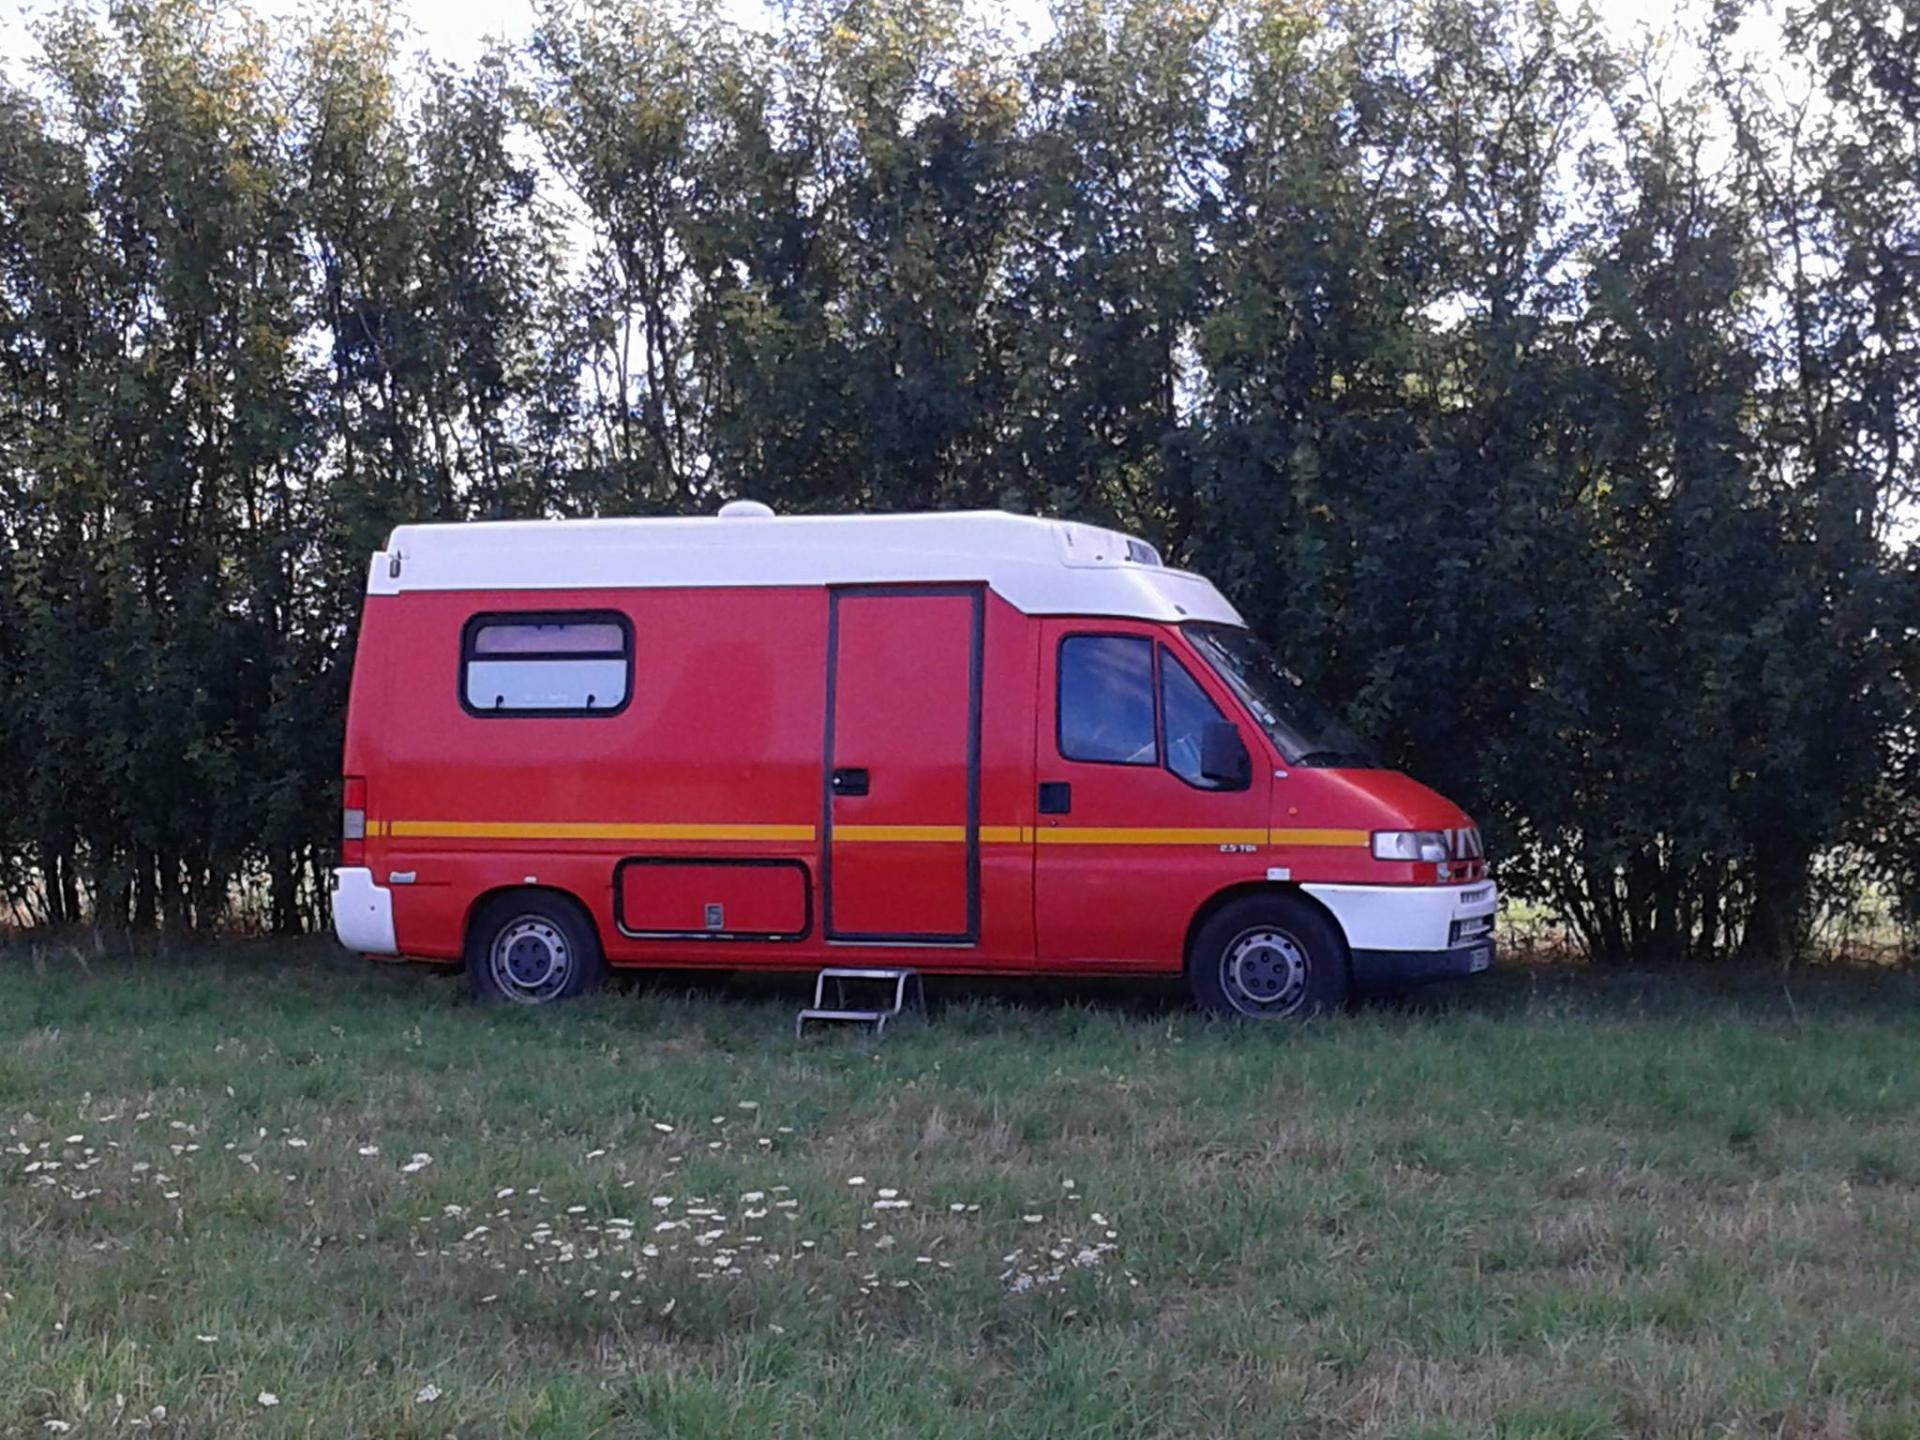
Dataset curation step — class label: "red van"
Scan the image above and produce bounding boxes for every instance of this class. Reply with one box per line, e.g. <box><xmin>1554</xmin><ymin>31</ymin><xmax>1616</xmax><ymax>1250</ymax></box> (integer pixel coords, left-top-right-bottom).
<box><xmin>331</xmin><ymin>505</ymin><xmax>1494</xmax><ymax>1018</ymax></box>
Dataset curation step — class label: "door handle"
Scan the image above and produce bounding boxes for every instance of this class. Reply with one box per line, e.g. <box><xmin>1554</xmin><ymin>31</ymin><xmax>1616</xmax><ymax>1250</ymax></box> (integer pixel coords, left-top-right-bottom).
<box><xmin>1037</xmin><ymin>781</ymin><xmax>1071</xmax><ymax>815</ymax></box>
<box><xmin>831</xmin><ymin>767</ymin><xmax>870</xmax><ymax>797</ymax></box>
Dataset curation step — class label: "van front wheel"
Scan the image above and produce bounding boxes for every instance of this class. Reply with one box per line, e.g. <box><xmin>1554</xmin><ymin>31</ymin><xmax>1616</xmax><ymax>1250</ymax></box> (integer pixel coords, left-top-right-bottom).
<box><xmin>467</xmin><ymin>892</ymin><xmax>605</xmax><ymax>1005</ymax></box>
<box><xmin>1186</xmin><ymin>895</ymin><xmax>1348</xmax><ymax>1020</ymax></box>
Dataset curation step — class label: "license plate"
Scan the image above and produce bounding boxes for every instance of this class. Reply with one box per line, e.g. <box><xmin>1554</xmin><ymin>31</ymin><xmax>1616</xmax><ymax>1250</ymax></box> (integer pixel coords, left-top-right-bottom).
<box><xmin>1450</xmin><ymin>914</ymin><xmax>1496</xmax><ymax>945</ymax></box>
<box><xmin>1468</xmin><ymin>944</ymin><xmax>1493</xmax><ymax>973</ymax></box>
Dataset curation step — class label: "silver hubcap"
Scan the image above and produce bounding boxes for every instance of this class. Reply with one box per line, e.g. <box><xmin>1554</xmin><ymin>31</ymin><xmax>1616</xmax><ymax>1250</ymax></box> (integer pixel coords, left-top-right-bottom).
<box><xmin>1222</xmin><ymin>926</ymin><xmax>1310</xmax><ymax>1017</ymax></box>
<box><xmin>489</xmin><ymin>916</ymin><xmax>571</xmax><ymax>1003</ymax></box>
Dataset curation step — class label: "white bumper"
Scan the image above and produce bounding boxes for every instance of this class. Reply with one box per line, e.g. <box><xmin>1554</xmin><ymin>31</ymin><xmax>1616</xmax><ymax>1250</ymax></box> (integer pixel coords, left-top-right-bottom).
<box><xmin>1302</xmin><ymin>880</ymin><xmax>1497</xmax><ymax>953</ymax></box>
<box><xmin>331</xmin><ymin>867</ymin><xmax>398</xmax><ymax>955</ymax></box>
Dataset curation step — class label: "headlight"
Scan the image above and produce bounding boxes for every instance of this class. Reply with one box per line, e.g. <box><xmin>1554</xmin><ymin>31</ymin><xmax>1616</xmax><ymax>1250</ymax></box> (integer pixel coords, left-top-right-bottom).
<box><xmin>1372</xmin><ymin>829</ymin><xmax>1450</xmax><ymax>863</ymax></box>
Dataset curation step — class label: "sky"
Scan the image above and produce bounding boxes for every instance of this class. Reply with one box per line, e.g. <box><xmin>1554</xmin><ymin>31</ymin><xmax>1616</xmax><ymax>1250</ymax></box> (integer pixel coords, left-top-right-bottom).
<box><xmin>1</xmin><ymin>0</ymin><xmax>1710</xmax><ymax>76</ymax></box>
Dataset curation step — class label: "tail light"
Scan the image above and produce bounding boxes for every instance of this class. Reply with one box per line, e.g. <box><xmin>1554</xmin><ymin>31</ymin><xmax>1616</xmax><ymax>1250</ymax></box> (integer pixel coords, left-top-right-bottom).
<box><xmin>341</xmin><ymin>776</ymin><xmax>367</xmax><ymax>866</ymax></box>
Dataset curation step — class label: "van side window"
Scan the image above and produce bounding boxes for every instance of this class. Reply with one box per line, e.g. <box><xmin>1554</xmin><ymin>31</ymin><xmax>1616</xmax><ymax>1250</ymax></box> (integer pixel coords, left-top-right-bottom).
<box><xmin>461</xmin><ymin>613</ymin><xmax>632</xmax><ymax>716</ymax></box>
<box><xmin>1058</xmin><ymin>635</ymin><xmax>1157</xmax><ymax>764</ymax></box>
<box><xmin>1160</xmin><ymin>648</ymin><xmax>1234</xmax><ymax>788</ymax></box>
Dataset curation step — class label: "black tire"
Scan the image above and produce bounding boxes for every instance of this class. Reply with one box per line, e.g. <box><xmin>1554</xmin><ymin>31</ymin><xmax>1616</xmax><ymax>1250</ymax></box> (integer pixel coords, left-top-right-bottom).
<box><xmin>1185</xmin><ymin>893</ymin><xmax>1349</xmax><ymax>1020</ymax></box>
<box><xmin>466</xmin><ymin>890</ymin><xmax>606</xmax><ymax>1005</ymax></box>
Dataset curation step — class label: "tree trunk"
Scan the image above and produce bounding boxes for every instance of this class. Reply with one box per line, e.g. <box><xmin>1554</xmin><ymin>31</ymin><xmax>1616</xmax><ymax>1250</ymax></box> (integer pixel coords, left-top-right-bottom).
<box><xmin>270</xmin><ymin>845</ymin><xmax>301</xmax><ymax>937</ymax></box>
<box><xmin>1737</xmin><ymin>850</ymin><xmax>1811</xmax><ymax>968</ymax></box>
<box><xmin>132</xmin><ymin>845</ymin><xmax>157</xmax><ymax>931</ymax></box>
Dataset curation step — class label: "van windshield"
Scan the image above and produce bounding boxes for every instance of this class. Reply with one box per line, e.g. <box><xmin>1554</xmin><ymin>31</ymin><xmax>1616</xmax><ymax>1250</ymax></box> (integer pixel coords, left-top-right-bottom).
<box><xmin>1183</xmin><ymin>624</ymin><xmax>1378</xmax><ymax>768</ymax></box>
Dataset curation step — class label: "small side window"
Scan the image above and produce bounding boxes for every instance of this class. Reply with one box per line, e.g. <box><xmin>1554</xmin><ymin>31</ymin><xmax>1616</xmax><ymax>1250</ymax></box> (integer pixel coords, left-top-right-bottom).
<box><xmin>1161</xmin><ymin>648</ymin><xmax>1241</xmax><ymax>789</ymax></box>
<box><xmin>1058</xmin><ymin>635</ymin><xmax>1157</xmax><ymax>765</ymax></box>
<box><xmin>461</xmin><ymin>613</ymin><xmax>631</xmax><ymax>716</ymax></box>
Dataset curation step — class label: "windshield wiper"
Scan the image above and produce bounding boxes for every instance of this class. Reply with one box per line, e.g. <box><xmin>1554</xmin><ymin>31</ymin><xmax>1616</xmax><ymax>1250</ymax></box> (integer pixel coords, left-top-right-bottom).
<box><xmin>1291</xmin><ymin>749</ymin><xmax>1375</xmax><ymax>768</ymax></box>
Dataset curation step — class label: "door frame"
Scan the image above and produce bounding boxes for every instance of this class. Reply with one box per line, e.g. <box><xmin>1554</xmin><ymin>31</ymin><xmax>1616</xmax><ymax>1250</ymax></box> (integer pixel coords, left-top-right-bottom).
<box><xmin>820</xmin><ymin>583</ymin><xmax>985</xmax><ymax>945</ymax></box>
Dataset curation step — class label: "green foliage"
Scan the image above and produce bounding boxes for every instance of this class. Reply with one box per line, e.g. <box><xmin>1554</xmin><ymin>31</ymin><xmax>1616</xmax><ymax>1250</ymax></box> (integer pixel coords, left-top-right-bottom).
<box><xmin>0</xmin><ymin>0</ymin><xmax>1913</xmax><ymax>958</ymax></box>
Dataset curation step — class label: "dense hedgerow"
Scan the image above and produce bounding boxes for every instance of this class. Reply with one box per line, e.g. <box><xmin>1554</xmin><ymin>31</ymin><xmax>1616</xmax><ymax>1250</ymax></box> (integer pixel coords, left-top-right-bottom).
<box><xmin>0</xmin><ymin>0</ymin><xmax>1913</xmax><ymax>959</ymax></box>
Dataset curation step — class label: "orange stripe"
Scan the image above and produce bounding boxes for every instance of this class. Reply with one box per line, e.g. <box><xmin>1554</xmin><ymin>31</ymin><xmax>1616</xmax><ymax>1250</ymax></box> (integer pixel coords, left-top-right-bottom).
<box><xmin>375</xmin><ymin>820</ymin><xmax>1369</xmax><ymax>849</ymax></box>
<box><xmin>834</xmin><ymin>825</ymin><xmax>966</xmax><ymax>843</ymax></box>
<box><xmin>1267</xmin><ymin>827</ymin><xmax>1369</xmax><ymax>847</ymax></box>
<box><xmin>386</xmin><ymin>820</ymin><xmax>814</xmax><ymax>842</ymax></box>
<box><xmin>1034</xmin><ymin>827</ymin><xmax>1270</xmax><ymax>847</ymax></box>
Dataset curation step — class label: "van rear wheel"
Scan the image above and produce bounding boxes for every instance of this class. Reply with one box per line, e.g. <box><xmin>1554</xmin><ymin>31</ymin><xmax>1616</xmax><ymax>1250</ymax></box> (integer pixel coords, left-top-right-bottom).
<box><xmin>467</xmin><ymin>892</ymin><xmax>605</xmax><ymax>1005</ymax></box>
<box><xmin>1187</xmin><ymin>894</ymin><xmax>1348</xmax><ymax>1020</ymax></box>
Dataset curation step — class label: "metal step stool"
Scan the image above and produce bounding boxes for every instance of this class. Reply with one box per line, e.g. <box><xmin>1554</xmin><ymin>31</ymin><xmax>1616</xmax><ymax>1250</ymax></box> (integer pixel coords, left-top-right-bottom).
<box><xmin>795</xmin><ymin>967</ymin><xmax>924</xmax><ymax>1039</ymax></box>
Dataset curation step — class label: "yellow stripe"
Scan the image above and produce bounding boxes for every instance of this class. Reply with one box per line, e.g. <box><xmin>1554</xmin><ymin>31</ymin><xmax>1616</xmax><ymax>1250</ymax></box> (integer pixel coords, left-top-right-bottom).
<box><xmin>377</xmin><ymin>820</ymin><xmax>1368</xmax><ymax>848</ymax></box>
<box><xmin>1035</xmin><ymin>827</ymin><xmax>1271</xmax><ymax>847</ymax></box>
<box><xmin>386</xmin><ymin>820</ymin><xmax>815</xmax><ymax>842</ymax></box>
<box><xmin>817</xmin><ymin>826</ymin><xmax>1034</xmax><ymax>843</ymax></box>
<box><xmin>1269</xmin><ymin>827</ymin><xmax>1369</xmax><ymax>847</ymax></box>
<box><xmin>834</xmin><ymin>824</ymin><xmax>967</xmax><ymax>843</ymax></box>
<box><xmin>1031</xmin><ymin>826</ymin><xmax>1366</xmax><ymax>847</ymax></box>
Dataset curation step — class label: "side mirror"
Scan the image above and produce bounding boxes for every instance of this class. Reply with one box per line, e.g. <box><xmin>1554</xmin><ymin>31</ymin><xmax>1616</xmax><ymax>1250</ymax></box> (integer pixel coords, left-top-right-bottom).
<box><xmin>1200</xmin><ymin>721</ymin><xmax>1251</xmax><ymax>789</ymax></box>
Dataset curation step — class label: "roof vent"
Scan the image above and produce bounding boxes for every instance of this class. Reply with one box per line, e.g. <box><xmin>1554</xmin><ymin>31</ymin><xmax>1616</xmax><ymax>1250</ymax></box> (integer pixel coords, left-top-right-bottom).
<box><xmin>718</xmin><ymin>499</ymin><xmax>775</xmax><ymax>519</ymax></box>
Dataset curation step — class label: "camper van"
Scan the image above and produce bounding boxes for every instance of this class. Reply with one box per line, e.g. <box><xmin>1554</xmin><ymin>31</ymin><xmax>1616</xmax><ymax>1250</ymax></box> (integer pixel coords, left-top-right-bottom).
<box><xmin>331</xmin><ymin>505</ymin><xmax>1494</xmax><ymax>1018</ymax></box>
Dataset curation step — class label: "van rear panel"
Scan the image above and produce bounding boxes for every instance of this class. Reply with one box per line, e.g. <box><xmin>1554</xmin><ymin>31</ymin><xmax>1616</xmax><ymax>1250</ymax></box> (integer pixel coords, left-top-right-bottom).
<box><xmin>345</xmin><ymin>583</ymin><xmax>1043</xmax><ymax>970</ymax></box>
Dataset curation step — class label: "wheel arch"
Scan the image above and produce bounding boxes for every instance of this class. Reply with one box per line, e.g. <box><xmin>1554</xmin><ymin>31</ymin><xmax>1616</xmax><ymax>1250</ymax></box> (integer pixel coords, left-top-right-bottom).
<box><xmin>463</xmin><ymin>883</ymin><xmax>604</xmax><ymax>958</ymax></box>
<box><xmin>1183</xmin><ymin>881</ymin><xmax>1352</xmax><ymax>975</ymax></box>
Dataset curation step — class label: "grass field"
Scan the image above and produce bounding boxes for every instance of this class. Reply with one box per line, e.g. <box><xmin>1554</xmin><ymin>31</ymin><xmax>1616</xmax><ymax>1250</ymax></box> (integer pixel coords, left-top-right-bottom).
<box><xmin>3</xmin><ymin>944</ymin><xmax>1919</xmax><ymax>1438</ymax></box>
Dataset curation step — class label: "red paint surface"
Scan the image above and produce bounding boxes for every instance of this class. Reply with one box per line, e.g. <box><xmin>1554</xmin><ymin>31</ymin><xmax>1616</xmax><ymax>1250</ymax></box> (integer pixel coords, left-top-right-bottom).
<box><xmin>826</xmin><ymin>590</ymin><xmax>977</xmax><ymax>939</ymax></box>
<box><xmin>340</xmin><ymin>583</ymin><xmax>1476</xmax><ymax>972</ymax></box>
<box><xmin>618</xmin><ymin>861</ymin><xmax>809</xmax><ymax>937</ymax></box>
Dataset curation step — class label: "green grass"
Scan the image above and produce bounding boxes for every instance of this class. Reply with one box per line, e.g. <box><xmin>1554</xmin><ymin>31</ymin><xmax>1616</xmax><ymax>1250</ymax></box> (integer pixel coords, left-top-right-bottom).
<box><xmin>3</xmin><ymin>943</ymin><xmax>1919</xmax><ymax>1438</ymax></box>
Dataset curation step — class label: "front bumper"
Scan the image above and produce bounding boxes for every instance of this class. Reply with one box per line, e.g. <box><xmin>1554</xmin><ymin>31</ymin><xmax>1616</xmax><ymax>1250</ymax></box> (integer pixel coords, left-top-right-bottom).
<box><xmin>1349</xmin><ymin>941</ymin><xmax>1494</xmax><ymax>986</ymax></box>
<box><xmin>1302</xmin><ymin>879</ymin><xmax>1497</xmax><ymax>985</ymax></box>
<box><xmin>331</xmin><ymin>867</ymin><xmax>398</xmax><ymax>955</ymax></box>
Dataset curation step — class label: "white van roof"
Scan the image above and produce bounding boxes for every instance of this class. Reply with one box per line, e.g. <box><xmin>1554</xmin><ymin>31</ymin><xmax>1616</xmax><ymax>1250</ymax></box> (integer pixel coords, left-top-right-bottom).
<box><xmin>369</xmin><ymin>508</ymin><xmax>1244</xmax><ymax>626</ymax></box>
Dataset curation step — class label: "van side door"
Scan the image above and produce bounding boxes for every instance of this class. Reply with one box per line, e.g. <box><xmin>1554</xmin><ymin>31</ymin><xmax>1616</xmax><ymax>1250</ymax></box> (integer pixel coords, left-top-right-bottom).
<box><xmin>1032</xmin><ymin>621</ymin><xmax>1272</xmax><ymax>967</ymax></box>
